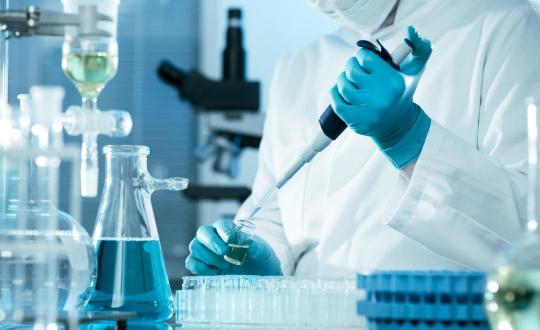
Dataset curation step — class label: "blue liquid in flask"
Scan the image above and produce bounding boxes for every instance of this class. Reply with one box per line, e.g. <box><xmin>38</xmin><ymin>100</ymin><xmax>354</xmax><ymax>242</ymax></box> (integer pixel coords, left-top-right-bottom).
<box><xmin>86</xmin><ymin>238</ymin><xmax>174</xmax><ymax>321</ymax></box>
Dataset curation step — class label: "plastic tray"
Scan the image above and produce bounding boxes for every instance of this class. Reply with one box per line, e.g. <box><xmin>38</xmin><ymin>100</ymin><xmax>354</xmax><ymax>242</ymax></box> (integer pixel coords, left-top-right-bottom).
<box><xmin>357</xmin><ymin>301</ymin><xmax>486</xmax><ymax>321</ymax></box>
<box><xmin>357</xmin><ymin>271</ymin><xmax>486</xmax><ymax>295</ymax></box>
<box><xmin>366</xmin><ymin>319</ymin><xmax>490</xmax><ymax>330</ymax></box>
<box><xmin>355</xmin><ymin>271</ymin><xmax>488</xmax><ymax>323</ymax></box>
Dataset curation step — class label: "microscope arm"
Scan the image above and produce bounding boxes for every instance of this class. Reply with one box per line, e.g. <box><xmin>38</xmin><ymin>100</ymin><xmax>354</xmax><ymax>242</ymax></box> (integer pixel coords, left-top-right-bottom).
<box><xmin>157</xmin><ymin>60</ymin><xmax>260</xmax><ymax>112</ymax></box>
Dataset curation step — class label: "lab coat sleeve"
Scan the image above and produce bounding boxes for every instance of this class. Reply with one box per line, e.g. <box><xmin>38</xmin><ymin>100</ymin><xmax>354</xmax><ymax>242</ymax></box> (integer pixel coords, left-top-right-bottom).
<box><xmin>383</xmin><ymin>8</ymin><xmax>540</xmax><ymax>270</ymax></box>
<box><xmin>235</xmin><ymin>59</ymin><xmax>297</xmax><ymax>275</ymax></box>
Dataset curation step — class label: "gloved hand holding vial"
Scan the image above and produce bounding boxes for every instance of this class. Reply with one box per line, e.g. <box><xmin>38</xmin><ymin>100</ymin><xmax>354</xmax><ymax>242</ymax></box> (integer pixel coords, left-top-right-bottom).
<box><xmin>186</xmin><ymin>219</ymin><xmax>282</xmax><ymax>275</ymax></box>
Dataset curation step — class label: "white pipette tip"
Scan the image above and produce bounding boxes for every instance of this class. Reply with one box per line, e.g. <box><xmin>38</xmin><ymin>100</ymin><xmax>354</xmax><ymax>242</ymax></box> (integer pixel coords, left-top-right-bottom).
<box><xmin>391</xmin><ymin>40</ymin><xmax>414</xmax><ymax>65</ymax></box>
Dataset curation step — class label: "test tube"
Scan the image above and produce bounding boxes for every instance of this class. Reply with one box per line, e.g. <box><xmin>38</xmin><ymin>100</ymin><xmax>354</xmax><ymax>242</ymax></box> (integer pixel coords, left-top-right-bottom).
<box><xmin>181</xmin><ymin>277</ymin><xmax>197</xmax><ymax>323</ymax></box>
<box><xmin>223</xmin><ymin>219</ymin><xmax>255</xmax><ymax>266</ymax></box>
<box><xmin>345</xmin><ymin>278</ymin><xmax>364</xmax><ymax>327</ymax></box>
<box><xmin>175</xmin><ymin>290</ymin><xmax>186</xmax><ymax>324</ymax></box>
<box><xmin>205</xmin><ymin>276</ymin><xmax>219</xmax><ymax>323</ymax></box>
<box><xmin>196</xmin><ymin>277</ymin><xmax>207</xmax><ymax>323</ymax></box>
<box><xmin>280</xmin><ymin>277</ymin><xmax>295</xmax><ymax>326</ymax></box>
<box><xmin>298</xmin><ymin>278</ymin><xmax>308</xmax><ymax>326</ymax></box>
<box><xmin>323</xmin><ymin>278</ymin><xmax>338</xmax><ymax>326</ymax></box>
<box><xmin>268</xmin><ymin>276</ymin><xmax>283</xmax><ymax>326</ymax></box>
<box><xmin>219</xmin><ymin>276</ymin><xmax>238</xmax><ymax>323</ymax></box>
<box><xmin>259</xmin><ymin>277</ymin><xmax>274</xmax><ymax>325</ymax></box>
<box><xmin>237</xmin><ymin>276</ymin><xmax>251</xmax><ymax>324</ymax></box>
<box><xmin>230</xmin><ymin>276</ymin><xmax>242</xmax><ymax>323</ymax></box>
<box><xmin>248</xmin><ymin>277</ymin><xmax>264</xmax><ymax>324</ymax></box>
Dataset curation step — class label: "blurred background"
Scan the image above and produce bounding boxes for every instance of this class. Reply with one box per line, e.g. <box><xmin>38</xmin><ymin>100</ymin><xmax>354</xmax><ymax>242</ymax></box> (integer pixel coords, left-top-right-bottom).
<box><xmin>6</xmin><ymin>0</ymin><xmax>336</xmax><ymax>283</ymax></box>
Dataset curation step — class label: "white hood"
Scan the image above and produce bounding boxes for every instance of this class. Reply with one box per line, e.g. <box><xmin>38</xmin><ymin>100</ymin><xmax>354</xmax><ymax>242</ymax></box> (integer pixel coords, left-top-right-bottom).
<box><xmin>306</xmin><ymin>0</ymin><xmax>398</xmax><ymax>33</ymax></box>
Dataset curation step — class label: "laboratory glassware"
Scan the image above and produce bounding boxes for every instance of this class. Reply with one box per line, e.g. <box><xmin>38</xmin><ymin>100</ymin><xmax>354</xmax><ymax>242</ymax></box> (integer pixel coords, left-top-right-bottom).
<box><xmin>176</xmin><ymin>275</ymin><xmax>361</xmax><ymax>327</ymax></box>
<box><xmin>224</xmin><ymin>219</ymin><xmax>255</xmax><ymax>266</ymax></box>
<box><xmin>62</xmin><ymin>36</ymin><xmax>118</xmax><ymax>101</ymax></box>
<box><xmin>485</xmin><ymin>98</ymin><xmax>540</xmax><ymax>330</ymax></box>
<box><xmin>0</xmin><ymin>86</ymin><xmax>96</xmax><ymax>325</ymax></box>
<box><xmin>62</xmin><ymin>34</ymin><xmax>119</xmax><ymax>198</ymax></box>
<box><xmin>0</xmin><ymin>0</ymin><xmax>127</xmax><ymax>200</ymax></box>
<box><xmin>86</xmin><ymin>145</ymin><xmax>189</xmax><ymax>322</ymax></box>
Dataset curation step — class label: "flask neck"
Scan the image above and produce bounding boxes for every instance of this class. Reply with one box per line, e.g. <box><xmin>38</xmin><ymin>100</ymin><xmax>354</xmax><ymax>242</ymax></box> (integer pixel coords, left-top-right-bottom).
<box><xmin>104</xmin><ymin>152</ymin><xmax>148</xmax><ymax>186</ymax></box>
<box><xmin>94</xmin><ymin>145</ymin><xmax>188</xmax><ymax>240</ymax></box>
<box><xmin>96</xmin><ymin>146</ymin><xmax>157</xmax><ymax>240</ymax></box>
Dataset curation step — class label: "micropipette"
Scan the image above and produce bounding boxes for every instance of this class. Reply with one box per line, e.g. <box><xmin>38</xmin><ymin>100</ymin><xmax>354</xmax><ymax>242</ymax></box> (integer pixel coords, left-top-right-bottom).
<box><xmin>248</xmin><ymin>39</ymin><xmax>415</xmax><ymax>219</ymax></box>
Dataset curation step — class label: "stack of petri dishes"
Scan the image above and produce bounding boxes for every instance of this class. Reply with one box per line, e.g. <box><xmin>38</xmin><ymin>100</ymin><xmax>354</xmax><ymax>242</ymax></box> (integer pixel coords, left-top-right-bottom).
<box><xmin>356</xmin><ymin>271</ymin><xmax>489</xmax><ymax>330</ymax></box>
<box><xmin>176</xmin><ymin>275</ymin><xmax>364</xmax><ymax>328</ymax></box>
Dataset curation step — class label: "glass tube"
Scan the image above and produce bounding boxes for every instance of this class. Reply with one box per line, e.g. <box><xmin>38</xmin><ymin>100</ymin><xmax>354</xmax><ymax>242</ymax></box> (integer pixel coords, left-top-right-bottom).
<box><xmin>0</xmin><ymin>0</ymin><xmax>9</xmax><ymax>247</ymax></box>
<box><xmin>485</xmin><ymin>98</ymin><xmax>540</xmax><ymax>330</ymax></box>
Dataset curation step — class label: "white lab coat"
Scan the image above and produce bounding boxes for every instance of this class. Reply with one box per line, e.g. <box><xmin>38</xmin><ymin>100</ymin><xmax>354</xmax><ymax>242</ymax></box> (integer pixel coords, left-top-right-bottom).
<box><xmin>237</xmin><ymin>0</ymin><xmax>540</xmax><ymax>276</ymax></box>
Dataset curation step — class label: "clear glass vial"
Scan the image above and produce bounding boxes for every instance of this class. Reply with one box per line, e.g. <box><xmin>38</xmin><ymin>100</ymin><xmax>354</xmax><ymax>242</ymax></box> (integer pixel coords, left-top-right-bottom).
<box><xmin>224</xmin><ymin>219</ymin><xmax>255</xmax><ymax>266</ymax></box>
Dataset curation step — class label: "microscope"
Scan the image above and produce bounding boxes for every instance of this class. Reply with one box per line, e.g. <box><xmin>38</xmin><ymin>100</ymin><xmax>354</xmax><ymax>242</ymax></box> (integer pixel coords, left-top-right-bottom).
<box><xmin>157</xmin><ymin>8</ymin><xmax>262</xmax><ymax>205</ymax></box>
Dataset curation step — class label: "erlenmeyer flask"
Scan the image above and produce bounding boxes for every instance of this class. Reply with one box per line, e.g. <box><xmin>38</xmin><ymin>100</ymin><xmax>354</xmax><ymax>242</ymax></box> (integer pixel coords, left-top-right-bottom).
<box><xmin>86</xmin><ymin>145</ymin><xmax>188</xmax><ymax>321</ymax></box>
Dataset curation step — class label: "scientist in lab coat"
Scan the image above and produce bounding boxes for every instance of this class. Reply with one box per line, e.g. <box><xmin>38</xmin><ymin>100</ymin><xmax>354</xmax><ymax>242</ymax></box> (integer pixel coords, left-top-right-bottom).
<box><xmin>186</xmin><ymin>0</ymin><xmax>540</xmax><ymax>276</ymax></box>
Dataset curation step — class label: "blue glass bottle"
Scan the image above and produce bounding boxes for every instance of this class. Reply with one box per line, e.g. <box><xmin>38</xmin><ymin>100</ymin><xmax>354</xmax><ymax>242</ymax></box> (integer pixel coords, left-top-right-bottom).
<box><xmin>85</xmin><ymin>145</ymin><xmax>188</xmax><ymax>321</ymax></box>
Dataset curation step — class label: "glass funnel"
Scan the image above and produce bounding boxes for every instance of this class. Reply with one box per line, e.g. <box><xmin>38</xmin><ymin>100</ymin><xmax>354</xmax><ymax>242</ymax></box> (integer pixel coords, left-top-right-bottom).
<box><xmin>86</xmin><ymin>145</ymin><xmax>189</xmax><ymax>322</ymax></box>
<box><xmin>62</xmin><ymin>36</ymin><xmax>118</xmax><ymax>106</ymax></box>
<box><xmin>485</xmin><ymin>98</ymin><xmax>540</xmax><ymax>330</ymax></box>
<box><xmin>62</xmin><ymin>35</ymin><xmax>119</xmax><ymax>198</ymax></box>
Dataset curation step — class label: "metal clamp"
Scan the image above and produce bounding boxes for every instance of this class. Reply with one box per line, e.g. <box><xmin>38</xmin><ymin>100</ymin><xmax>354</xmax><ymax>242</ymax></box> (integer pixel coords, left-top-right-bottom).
<box><xmin>0</xmin><ymin>5</ymin><xmax>111</xmax><ymax>38</ymax></box>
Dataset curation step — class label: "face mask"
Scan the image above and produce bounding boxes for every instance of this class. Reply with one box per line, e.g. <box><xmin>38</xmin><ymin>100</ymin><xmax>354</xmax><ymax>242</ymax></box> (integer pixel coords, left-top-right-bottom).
<box><xmin>307</xmin><ymin>0</ymin><xmax>398</xmax><ymax>33</ymax></box>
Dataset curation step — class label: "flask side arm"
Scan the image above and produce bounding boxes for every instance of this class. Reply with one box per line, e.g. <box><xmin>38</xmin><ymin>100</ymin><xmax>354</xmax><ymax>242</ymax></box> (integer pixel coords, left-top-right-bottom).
<box><xmin>144</xmin><ymin>175</ymin><xmax>188</xmax><ymax>194</ymax></box>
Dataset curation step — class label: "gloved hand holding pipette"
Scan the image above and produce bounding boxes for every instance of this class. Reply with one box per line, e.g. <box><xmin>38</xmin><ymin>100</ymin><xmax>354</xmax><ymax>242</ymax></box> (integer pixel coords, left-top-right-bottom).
<box><xmin>186</xmin><ymin>28</ymin><xmax>429</xmax><ymax>276</ymax></box>
<box><xmin>186</xmin><ymin>219</ymin><xmax>282</xmax><ymax>275</ymax></box>
<box><xmin>331</xmin><ymin>26</ymin><xmax>432</xmax><ymax>169</ymax></box>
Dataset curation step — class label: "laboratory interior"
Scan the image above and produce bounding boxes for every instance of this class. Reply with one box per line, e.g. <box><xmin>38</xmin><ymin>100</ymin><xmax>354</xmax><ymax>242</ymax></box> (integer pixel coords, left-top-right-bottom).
<box><xmin>2</xmin><ymin>0</ymin><xmax>540</xmax><ymax>329</ymax></box>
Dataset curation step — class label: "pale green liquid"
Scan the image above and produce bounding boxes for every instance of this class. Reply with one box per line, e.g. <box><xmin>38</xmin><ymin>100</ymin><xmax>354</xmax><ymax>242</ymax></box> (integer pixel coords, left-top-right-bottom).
<box><xmin>485</xmin><ymin>267</ymin><xmax>540</xmax><ymax>330</ymax></box>
<box><xmin>62</xmin><ymin>52</ymin><xmax>118</xmax><ymax>98</ymax></box>
<box><xmin>224</xmin><ymin>243</ymin><xmax>249</xmax><ymax>266</ymax></box>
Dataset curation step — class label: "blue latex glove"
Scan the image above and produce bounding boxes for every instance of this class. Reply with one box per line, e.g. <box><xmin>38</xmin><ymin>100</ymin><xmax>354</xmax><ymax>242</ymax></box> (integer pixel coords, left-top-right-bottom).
<box><xmin>185</xmin><ymin>219</ymin><xmax>282</xmax><ymax>275</ymax></box>
<box><xmin>330</xmin><ymin>26</ymin><xmax>432</xmax><ymax>169</ymax></box>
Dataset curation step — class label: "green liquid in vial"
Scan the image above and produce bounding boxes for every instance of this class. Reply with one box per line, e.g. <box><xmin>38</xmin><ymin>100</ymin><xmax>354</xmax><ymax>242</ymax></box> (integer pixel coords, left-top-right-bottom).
<box><xmin>224</xmin><ymin>243</ymin><xmax>250</xmax><ymax>266</ymax></box>
<box><xmin>63</xmin><ymin>52</ymin><xmax>118</xmax><ymax>98</ymax></box>
<box><xmin>486</xmin><ymin>267</ymin><xmax>540</xmax><ymax>330</ymax></box>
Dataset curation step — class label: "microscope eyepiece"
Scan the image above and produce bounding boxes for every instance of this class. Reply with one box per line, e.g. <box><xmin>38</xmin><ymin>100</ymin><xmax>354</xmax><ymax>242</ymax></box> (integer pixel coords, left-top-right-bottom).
<box><xmin>228</xmin><ymin>8</ymin><xmax>242</xmax><ymax>20</ymax></box>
